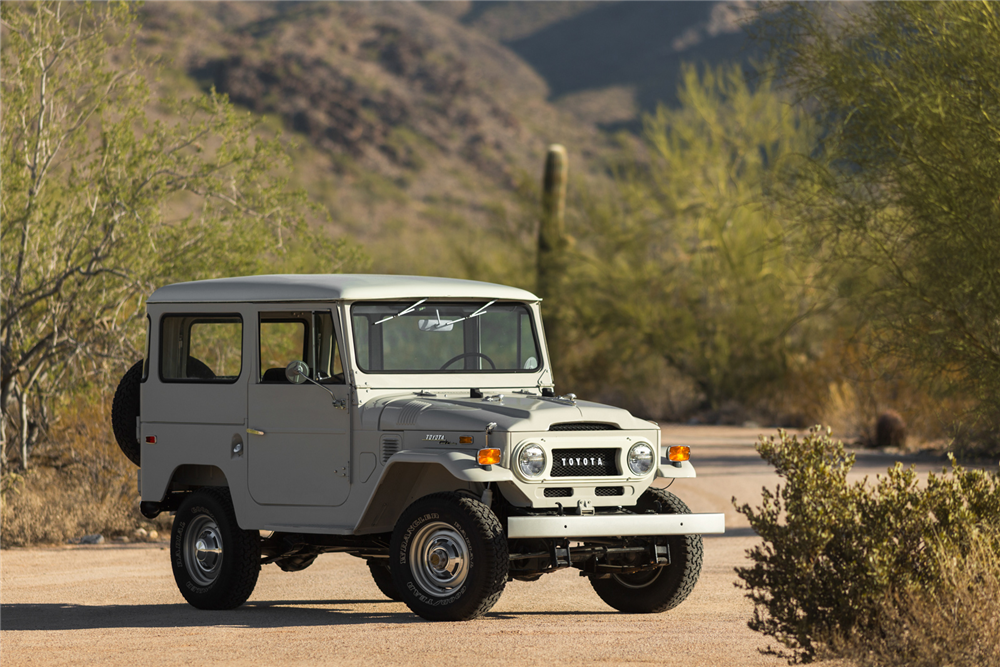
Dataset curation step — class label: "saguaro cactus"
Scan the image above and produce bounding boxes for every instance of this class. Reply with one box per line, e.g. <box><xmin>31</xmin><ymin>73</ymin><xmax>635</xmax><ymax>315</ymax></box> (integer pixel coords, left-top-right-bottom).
<box><xmin>538</xmin><ymin>144</ymin><xmax>568</xmax><ymax>373</ymax></box>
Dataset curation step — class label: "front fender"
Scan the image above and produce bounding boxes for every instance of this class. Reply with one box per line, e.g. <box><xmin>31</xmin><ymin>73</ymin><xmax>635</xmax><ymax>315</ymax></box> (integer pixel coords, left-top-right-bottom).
<box><xmin>352</xmin><ymin>451</ymin><xmax>513</xmax><ymax>534</ymax></box>
<box><xmin>382</xmin><ymin>450</ymin><xmax>515</xmax><ymax>483</ymax></box>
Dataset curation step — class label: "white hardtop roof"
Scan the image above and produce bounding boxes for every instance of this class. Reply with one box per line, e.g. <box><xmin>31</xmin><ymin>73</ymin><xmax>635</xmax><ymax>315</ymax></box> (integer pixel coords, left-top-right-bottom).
<box><xmin>146</xmin><ymin>274</ymin><xmax>540</xmax><ymax>304</ymax></box>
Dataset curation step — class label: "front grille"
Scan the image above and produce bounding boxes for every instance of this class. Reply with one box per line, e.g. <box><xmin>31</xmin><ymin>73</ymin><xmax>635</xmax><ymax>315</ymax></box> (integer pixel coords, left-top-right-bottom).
<box><xmin>544</xmin><ymin>488</ymin><xmax>573</xmax><ymax>498</ymax></box>
<box><xmin>549</xmin><ymin>422</ymin><xmax>619</xmax><ymax>431</ymax></box>
<box><xmin>595</xmin><ymin>487</ymin><xmax>624</xmax><ymax>497</ymax></box>
<box><xmin>550</xmin><ymin>449</ymin><xmax>619</xmax><ymax>477</ymax></box>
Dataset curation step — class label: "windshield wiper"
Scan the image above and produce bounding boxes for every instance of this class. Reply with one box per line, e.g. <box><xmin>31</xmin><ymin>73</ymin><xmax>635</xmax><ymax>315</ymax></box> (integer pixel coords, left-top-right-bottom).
<box><xmin>436</xmin><ymin>300</ymin><xmax>496</xmax><ymax>328</ymax></box>
<box><xmin>374</xmin><ymin>298</ymin><xmax>428</xmax><ymax>325</ymax></box>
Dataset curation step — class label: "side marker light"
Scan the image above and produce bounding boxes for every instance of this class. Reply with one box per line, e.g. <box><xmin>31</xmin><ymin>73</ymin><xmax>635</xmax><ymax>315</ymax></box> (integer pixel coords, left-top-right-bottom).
<box><xmin>668</xmin><ymin>445</ymin><xmax>690</xmax><ymax>462</ymax></box>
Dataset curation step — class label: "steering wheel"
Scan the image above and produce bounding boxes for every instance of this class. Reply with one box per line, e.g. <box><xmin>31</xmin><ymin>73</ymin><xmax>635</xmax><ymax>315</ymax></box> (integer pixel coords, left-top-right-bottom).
<box><xmin>439</xmin><ymin>352</ymin><xmax>496</xmax><ymax>371</ymax></box>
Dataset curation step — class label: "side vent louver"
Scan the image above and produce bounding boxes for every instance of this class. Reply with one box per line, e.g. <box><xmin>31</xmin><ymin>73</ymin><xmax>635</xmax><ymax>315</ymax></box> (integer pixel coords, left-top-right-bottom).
<box><xmin>380</xmin><ymin>434</ymin><xmax>401</xmax><ymax>463</ymax></box>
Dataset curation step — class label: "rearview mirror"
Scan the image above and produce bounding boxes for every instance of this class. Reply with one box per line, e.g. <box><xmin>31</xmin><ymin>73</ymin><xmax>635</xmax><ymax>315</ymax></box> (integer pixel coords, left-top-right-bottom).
<box><xmin>418</xmin><ymin>319</ymin><xmax>454</xmax><ymax>332</ymax></box>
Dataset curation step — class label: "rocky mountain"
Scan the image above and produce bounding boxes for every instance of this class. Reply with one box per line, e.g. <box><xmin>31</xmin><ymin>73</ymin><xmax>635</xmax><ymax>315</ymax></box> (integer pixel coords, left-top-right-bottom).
<box><xmin>455</xmin><ymin>1</ymin><xmax>755</xmax><ymax>130</ymax></box>
<box><xmin>136</xmin><ymin>2</ymin><xmax>753</xmax><ymax>276</ymax></box>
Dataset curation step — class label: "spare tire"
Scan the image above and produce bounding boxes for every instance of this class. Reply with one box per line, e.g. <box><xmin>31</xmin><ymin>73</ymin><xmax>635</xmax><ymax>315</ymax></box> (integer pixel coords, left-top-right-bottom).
<box><xmin>111</xmin><ymin>360</ymin><xmax>143</xmax><ymax>466</ymax></box>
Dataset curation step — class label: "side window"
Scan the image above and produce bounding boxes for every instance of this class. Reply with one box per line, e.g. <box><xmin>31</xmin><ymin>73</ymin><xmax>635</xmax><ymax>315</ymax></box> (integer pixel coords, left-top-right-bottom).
<box><xmin>259</xmin><ymin>311</ymin><xmax>344</xmax><ymax>384</ymax></box>
<box><xmin>259</xmin><ymin>318</ymin><xmax>308</xmax><ymax>382</ymax></box>
<box><xmin>160</xmin><ymin>315</ymin><xmax>243</xmax><ymax>382</ymax></box>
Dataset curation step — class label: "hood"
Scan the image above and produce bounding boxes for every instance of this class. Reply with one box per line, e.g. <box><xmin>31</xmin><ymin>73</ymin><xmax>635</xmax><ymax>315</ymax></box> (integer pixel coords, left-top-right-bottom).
<box><xmin>376</xmin><ymin>394</ymin><xmax>654</xmax><ymax>433</ymax></box>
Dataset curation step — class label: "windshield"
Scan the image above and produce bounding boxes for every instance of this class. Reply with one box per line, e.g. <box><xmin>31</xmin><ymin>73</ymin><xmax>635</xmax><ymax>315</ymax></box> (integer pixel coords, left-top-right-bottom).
<box><xmin>351</xmin><ymin>301</ymin><xmax>541</xmax><ymax>373</ymax></box>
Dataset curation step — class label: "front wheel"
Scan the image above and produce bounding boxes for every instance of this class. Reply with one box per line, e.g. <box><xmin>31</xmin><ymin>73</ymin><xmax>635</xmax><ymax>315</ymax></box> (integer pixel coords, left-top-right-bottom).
<box><xmin>171</xmin><ymin>488</ymin><xmax>261</xmax><ymax>610</ymax></box>
<box><xmin>390</xmin><ymin>493</ymin><xmax>508</xmax><ymax>621</ymax></box>
<box><xmin>590</xmin><ymin>488</ymin><xmax>703</xmax><ymax>613</ymax></box>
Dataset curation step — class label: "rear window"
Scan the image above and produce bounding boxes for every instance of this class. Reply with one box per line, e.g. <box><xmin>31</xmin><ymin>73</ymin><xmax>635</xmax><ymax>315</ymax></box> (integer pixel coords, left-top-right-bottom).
<box><xmin>160</xmin><ymin>315</ymin><xmax>243</xmax><ymax>383</ymax></box>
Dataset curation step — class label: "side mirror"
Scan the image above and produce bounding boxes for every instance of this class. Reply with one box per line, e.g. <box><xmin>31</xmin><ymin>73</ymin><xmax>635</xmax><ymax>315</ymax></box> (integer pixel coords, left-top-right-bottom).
<box><xmin>283</xmin><ymin>360</ymin><xmax>347</xmax><ymax>410</ymax></box>
<box><xmin>285</xmin><ymin>360</ymin><xmax>309</xmax><ymax>384</ymax></box>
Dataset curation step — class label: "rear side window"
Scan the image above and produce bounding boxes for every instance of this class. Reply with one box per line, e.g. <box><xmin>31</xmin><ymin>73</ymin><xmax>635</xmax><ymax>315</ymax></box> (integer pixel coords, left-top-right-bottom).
<box><xmin>160</xmin><ymin>315</ymin><xmax>243</xmax><ymax>382</ymax></box>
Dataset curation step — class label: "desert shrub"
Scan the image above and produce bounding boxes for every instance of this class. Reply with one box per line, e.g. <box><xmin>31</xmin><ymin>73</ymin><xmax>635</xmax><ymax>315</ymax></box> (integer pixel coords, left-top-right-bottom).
<box><xmin>735</xmin><ymin>426</ymin><xmax>1000</xmax><ymax>663</ymax></box>
<box><xmin>0</xmin><ymin>390</ymin><xmax>169</xmax><ymax>547</ymax></box>
<box><xmin>832</xmin><ymin>531</ymin><xmax>1000</xmax><ymax>667</ymax></box>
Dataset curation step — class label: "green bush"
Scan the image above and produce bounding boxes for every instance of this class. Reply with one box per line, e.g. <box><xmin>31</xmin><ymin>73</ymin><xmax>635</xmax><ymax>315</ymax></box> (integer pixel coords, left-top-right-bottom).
<box><xmin>735</xmin><ymin>426</ymin><xmax>1000</xmax><ymax>663</ymax></box>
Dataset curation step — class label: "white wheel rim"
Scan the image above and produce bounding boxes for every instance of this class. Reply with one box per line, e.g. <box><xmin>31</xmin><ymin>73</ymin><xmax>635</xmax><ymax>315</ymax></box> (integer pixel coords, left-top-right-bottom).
<box><xmin>409</xmin><ymin>521</ymin><xmax>470</xmax><ymax>598</ymax></box>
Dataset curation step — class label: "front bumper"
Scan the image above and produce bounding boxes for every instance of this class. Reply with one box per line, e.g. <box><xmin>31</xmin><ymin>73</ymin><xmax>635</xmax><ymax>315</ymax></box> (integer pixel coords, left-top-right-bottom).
<box><xmin>506</xmin><ymin>512</ymin><xmax>725</xmax><ymax>539</ymax></box>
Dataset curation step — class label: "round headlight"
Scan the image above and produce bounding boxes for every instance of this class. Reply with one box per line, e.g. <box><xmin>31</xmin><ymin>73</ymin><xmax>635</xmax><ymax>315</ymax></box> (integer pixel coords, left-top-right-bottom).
<box><xmin>517</xmin><ymin>443</ymin><xmax>546</xmax><ymax>478</ymax></box>
<box><xmin>627</xmin><ymin>442</ymin><xmax>655</xmax><ymax>476</ymax></box>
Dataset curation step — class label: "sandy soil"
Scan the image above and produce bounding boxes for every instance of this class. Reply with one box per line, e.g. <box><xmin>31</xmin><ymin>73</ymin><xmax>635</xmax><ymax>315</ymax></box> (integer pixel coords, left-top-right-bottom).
<box><xmin>1</xmin><ymin>426</ymin><xmax>948</xmax><ymax>666</ymax></box>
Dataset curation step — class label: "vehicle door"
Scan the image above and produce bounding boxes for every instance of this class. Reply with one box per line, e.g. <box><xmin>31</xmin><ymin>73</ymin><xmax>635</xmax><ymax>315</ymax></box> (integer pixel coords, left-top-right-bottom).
<box><xmin>141</xmin><ymin>308</ymin><xmax>251</xmax><ymax>508</ymax></box>
<box><xmin>246</xmin><ymin>306</ymin><xmax>352</xmax><ymax>507</ymax></box>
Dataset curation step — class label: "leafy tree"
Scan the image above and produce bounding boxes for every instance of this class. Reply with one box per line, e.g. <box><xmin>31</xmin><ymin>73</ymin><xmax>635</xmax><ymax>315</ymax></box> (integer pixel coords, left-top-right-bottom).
<box><xmin>757</xmin><ymin>2</ymin><xmax>1000</xmax><ymax>441</ymax></box>
<box><xmin>566</xmin><ymin>64</ymin><xmax>828</xmax><ymax>416</ymax></box>
<box><xmin>0</xmin><ymin>2</ymin><xmax>364</xmax><ymax>469</ymax></box>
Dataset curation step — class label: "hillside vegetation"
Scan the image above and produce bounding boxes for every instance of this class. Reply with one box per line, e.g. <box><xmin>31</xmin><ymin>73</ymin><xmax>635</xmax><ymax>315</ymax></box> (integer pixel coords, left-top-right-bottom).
<box><xmin>138</xmin><ymin>2</ymin><xmax>623</xmax><ymax>275</ymax></box>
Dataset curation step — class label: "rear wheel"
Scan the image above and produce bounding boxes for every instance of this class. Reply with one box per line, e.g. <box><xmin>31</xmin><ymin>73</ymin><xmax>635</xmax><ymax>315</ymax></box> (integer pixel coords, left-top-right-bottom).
<box><xmin>590</xmin><ymin>488</ymin><xmax>703</xmax><ymax>613</ymax></box>
<box><xmin>171</xmin><ymin>488</ymin><xmax>261</xmax><ymax>610</ymax></box>
<box><xmin>367</xmin><ymin>560</ymin><xmax>402</xmax><ymax>601</ymax></box>
<box><xmin>390</xmin><ymin>492</ymin><xmax>508</xmax><ymax>621</ymax></box>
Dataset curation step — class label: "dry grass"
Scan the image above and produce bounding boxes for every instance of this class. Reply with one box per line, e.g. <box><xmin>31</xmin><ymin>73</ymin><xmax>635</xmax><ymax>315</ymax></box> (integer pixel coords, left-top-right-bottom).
<box><xmin>1</xmin><ymin>391</ymin><xmax>170</xmax><ymax>547</ymax></box>
<box><xmin>830</xmin><ymin>533</ymin><xmax>1000</xmax><ymax>667</ymax></box>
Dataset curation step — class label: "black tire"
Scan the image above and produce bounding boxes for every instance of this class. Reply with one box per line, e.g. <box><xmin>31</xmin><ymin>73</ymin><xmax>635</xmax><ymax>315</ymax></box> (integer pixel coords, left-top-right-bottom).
<box><xmin>390</xmin><ymin>492</ymin><xmax>508</xmax><ymax>621</ymax></box>
<box><xmin>111</xmin><ymin>360</ymin><xmax>143</xmax><ymax>466</ymax></box>
<box><xmin>171</xmin><ymin>488</ymin><xmax>261</xmax><ymax>610</ymax></box>
<box><xmin>590</xmin><ymin>488</ymin><xmax>703</xmax><ymax>613</ymax></box>
<box><xmin>367</xmin><ymin>560</ymin><xmax>402</xmax><ymax>601</ymax></box>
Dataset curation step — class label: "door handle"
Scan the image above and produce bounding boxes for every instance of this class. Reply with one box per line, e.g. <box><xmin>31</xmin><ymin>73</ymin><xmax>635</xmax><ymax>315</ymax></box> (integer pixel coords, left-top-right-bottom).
<box><xmin>246</xmin><ymin>428</ymin><xmax>265</xmax><ymax>436</ymax></box>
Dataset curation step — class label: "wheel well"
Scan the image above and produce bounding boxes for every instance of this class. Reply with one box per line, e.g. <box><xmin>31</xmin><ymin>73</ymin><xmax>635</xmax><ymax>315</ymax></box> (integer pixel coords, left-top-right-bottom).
<box><xmin>355</xmin><ymin>462</ymin><xmax>481</xmax><ymax>534</ymax></box>
<box><xmin>167</xmin><ymin>464</ymin><xmax>229</xmax><ymax>491</ymax></box>
<box><xmin>140</xmin><ymin>466</ymin><xmax>230</xmax><ymax>519</ymax></box>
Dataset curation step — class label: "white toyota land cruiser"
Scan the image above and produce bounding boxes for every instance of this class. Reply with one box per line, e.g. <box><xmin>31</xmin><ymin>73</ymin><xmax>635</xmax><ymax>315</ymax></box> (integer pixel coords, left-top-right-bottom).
<box><xmin>112</xmin><ymin>274</ymin><xmax>724</xmax><ymax>621</ymax></box>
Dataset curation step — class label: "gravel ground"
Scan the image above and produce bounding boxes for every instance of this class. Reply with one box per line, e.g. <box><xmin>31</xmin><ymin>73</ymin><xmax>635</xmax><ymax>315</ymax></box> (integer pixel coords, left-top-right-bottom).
<box><xmin>1</xmin><ymin>426</ymin><xmax>947</xmax><ymax>666</ymax></box>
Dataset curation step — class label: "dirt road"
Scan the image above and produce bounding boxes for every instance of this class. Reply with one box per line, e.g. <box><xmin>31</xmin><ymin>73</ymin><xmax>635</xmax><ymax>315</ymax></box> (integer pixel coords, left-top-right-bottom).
<box><xmin>1</xmin><ymin>426</ymin><xmax>947</xmax><ymax>666</ymax></box>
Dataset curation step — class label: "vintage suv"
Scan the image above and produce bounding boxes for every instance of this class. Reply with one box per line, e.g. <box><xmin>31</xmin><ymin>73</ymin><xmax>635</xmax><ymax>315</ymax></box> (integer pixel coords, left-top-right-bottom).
<box><xmin>111</xmin><ymin>274</ymin><xmax>724</xmax><ymax>621</ymax></box>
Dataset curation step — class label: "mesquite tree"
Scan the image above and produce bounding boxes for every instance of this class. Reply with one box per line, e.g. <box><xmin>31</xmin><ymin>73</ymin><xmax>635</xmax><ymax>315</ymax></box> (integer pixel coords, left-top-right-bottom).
<box><xmin>757</xmin><ymin>2</ymin><xmax>1000</xmax><ymax>441</ymax></box>
<box><xmin>0</xmin><ymin>3</ymin><xmax>343</xmax><ymax>469</ymax></box>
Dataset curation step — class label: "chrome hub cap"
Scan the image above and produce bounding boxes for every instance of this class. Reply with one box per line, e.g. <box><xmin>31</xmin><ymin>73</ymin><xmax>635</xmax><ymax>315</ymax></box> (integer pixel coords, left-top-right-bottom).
<box><xmin>183</xmin><ymin>515</ymin><xmax>224</xmax><ymax>587</ymax></box>
<box><xmin>409</xmin><ymin>521</ymin><xmax>470</xmax><ymax>598</ymax></box>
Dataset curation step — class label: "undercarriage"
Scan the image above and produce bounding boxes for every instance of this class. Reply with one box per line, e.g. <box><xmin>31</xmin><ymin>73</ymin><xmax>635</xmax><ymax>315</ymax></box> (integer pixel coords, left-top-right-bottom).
<box><xmin>257</xmin><ymin>501</ymin><xmax>674</xmax><ymax>581</ymax></box>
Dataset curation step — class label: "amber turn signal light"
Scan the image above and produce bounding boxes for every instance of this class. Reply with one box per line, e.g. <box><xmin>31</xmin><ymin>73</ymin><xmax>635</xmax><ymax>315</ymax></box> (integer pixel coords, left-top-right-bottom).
<box><xmin>668</xmin><ymin>445</ymin><xmax>690</xmax><ymax>462</ymax></box>
<box><xmin>459</xmin><ymin>436</ymin><xmax>474</xmax><ymax>444</ymax></box>
<box><xmin>478</xmin><ymin>448</ymin><xmax>501</xmax><ymax>465</ymax></box>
